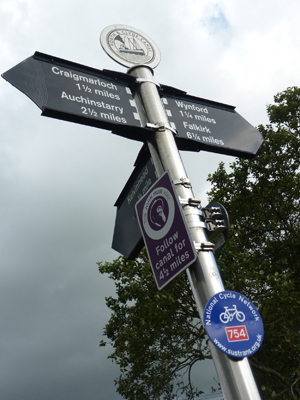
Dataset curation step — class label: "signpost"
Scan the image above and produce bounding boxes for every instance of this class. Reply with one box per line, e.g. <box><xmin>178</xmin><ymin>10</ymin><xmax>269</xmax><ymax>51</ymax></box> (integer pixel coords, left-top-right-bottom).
<box><xmin>2</xmin><ymin>23</ymin><xmax>265</xmax><ymax>400</ymax></box>
<box><xmin>136</xmin><ymin>171</ymin><xmax>197</xmax><ymax>289</ymax></box>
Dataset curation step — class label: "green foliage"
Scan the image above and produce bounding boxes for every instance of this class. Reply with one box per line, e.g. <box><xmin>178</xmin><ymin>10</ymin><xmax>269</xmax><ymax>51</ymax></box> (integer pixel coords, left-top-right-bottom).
<box><xmin>99</xmin><ymin>86</ymin><xmax>300</xmax><ymax>400</ymax></box>
<box><xmin>98</xmin><ymin>249</ymin><xmax>210</xmax><ymax>400</ymax></box>
<box><xmin>207</xmin><ymin>87</ymin><xmax>300</xmax><ymax>399</ymax></box>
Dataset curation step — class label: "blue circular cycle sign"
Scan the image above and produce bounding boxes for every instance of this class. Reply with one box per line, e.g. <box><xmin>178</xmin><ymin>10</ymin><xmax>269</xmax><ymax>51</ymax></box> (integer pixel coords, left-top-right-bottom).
<box><xmin>204</xmin><ymin>291</ymin><xmax>264</xmax><ymax>358</ymax></box>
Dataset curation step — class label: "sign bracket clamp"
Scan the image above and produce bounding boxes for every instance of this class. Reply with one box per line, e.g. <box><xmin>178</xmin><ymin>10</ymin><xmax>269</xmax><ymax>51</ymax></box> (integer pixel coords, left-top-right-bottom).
<box><xmin>173</xmin><ymin>177</ymin><xmax>192</xmax><ymax>188</ymax></box>
<box><xmin>146</xmin><ymin>122</ymin><xmax>178</xmax><ymax>136</ymax></box>
<box><xmin>135</xmin><ymin>77</ymin><xmax>161</xmax><ymax>87</ymax></box>
<box><xmin>193</xmin><ymin>241</ymin><xmax>215</xmax><ymax>252</ymax></box>
<box><xmin>179</xmin><ymin>198</ymin><xmax>215</xmax><ymax>251</ymax></box>
<box><xmin>179</xmin><ymin>196</ymin><xmax>201</xmax><ymax>208</ymax></box>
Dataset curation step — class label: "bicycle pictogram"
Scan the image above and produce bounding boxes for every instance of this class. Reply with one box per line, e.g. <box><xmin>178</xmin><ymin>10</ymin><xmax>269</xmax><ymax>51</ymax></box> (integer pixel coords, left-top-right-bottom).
<box><xmin>219</xmin><ymin>304</ymin><xmax>245</xmax><ymax>324</ymax></box>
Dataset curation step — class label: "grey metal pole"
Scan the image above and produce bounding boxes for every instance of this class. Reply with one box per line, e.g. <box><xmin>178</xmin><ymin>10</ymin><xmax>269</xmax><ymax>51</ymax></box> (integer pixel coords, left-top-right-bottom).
<box><xmin>128</xmin><ymin>64</ymin><xmax>261</xmax><ymax>400</ymax></box>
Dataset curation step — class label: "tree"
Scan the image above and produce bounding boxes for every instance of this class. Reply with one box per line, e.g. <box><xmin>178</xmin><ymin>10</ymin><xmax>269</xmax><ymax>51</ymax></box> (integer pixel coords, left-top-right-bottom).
<box><xmin>98</xmin><ymin>249</ymin><xmax>211</xmax><ymax>400</ymax></box>
<box><xmin>207</xmin><ymin>86</ymin><xmax>300</xmax><ymax>399</ymax></box>
<box><xmin>98</xmin><ymin>86</ymin><xmax>300</xmax><ymax>400</ymax></box>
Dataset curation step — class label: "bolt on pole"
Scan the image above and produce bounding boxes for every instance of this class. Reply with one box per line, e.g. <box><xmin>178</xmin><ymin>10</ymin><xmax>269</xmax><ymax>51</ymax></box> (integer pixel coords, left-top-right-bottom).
<box><xmin>128</xmin><ymin>64</ymin><xmax>261</xmax><ymax>400</ymax></box>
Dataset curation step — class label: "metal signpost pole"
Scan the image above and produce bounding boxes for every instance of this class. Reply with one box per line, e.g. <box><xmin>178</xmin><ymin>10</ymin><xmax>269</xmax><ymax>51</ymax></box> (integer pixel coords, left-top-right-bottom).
<box><xmin>128</xmin><ymin>64</ymin><xmax>261</xmax><ymax>400</ymax></box>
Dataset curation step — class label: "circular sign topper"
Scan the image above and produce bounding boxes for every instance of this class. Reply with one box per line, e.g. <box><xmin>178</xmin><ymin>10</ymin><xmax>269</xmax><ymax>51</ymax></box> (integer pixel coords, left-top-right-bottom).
<box><xmin>204</xmin><ymin>291</ymin><xmax>264</xmax><ymax>358</ymax></box>
<box><xmin>100</xmin><ymin>24</ymin><xmax>161</xmax><ymax>69</ymax></box>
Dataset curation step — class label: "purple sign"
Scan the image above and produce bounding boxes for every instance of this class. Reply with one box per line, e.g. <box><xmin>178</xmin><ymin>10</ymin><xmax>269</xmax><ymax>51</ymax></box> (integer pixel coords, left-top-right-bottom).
<box><xmin>136</xmin><ymin>172</ymin><xmax>197</xmax><ymax>290</ymax></box>
<box><xmin>204</xmin><ymin>291</ymin><xmax>264</xmax><ymax>358</ymax></box>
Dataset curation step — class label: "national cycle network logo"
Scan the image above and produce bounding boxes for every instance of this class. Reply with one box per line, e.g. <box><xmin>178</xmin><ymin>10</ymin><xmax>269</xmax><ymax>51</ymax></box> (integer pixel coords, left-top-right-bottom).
<box><xmin>204</xmin><ymin>291</ymin><xmax>264</xmax><ymax>358</ymax></box>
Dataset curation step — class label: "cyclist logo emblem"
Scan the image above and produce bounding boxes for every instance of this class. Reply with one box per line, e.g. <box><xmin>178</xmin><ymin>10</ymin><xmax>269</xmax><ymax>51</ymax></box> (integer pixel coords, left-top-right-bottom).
<box><xmin>219</xmin><ymin>305</ymin><xmax>245</xmax><ymax>323</ymax></box>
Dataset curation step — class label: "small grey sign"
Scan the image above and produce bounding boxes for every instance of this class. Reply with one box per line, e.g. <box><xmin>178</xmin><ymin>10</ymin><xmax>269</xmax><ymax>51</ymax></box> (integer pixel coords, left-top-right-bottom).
<box><xmin>112</xmin><ymin>147</ymin><xmax>157</xmax><ymax>259</ymax></box>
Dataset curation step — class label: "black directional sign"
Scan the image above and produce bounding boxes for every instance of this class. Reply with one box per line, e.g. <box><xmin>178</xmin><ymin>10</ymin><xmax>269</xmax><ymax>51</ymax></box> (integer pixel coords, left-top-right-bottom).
<box><xmin>2</xmin><ymin>53</ymin><xmax>264</xmax><ymax>156</ymax></box>
<box><xmin>160</xmin><ymin>85</ymin><xmax>264</xmax><ymax>159</ymax></box>
<box><xmin>2</xmin><ymin>52</ymin><xmax>153</xmax><ymax>142</ymax></box>
<box><xmin>112</xmin><ymin>146</ymin><xmax>157</xmax><ymax>259</ymax></box>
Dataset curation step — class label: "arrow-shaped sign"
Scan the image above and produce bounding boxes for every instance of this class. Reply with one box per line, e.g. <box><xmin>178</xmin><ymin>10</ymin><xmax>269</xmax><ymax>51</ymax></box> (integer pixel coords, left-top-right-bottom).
<box><xmin>3</xmin><ymin>52</ymin><xmax>264</xmax><ymax>158</ymax></box>
<box><xmin>2</xmin><ymin>52</ymin><xmax>154</xmax><ymax>142</ymax></box>
<box><xmin>160</xmin><ymin>85</ymin><xmax>264</xmax><ymax>158</ymax></box>
<box><xmin>112</xmin><ymin>145</ymin><xmax>158</xmax><ymax>259</ymax></box>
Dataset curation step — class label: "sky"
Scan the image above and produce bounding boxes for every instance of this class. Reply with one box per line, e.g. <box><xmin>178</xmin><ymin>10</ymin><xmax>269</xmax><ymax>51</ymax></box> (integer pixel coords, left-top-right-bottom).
<box><xmin>1</xmin><ymin>1</ymin><xmax>300</xmax><ymax>399</ymax></box>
